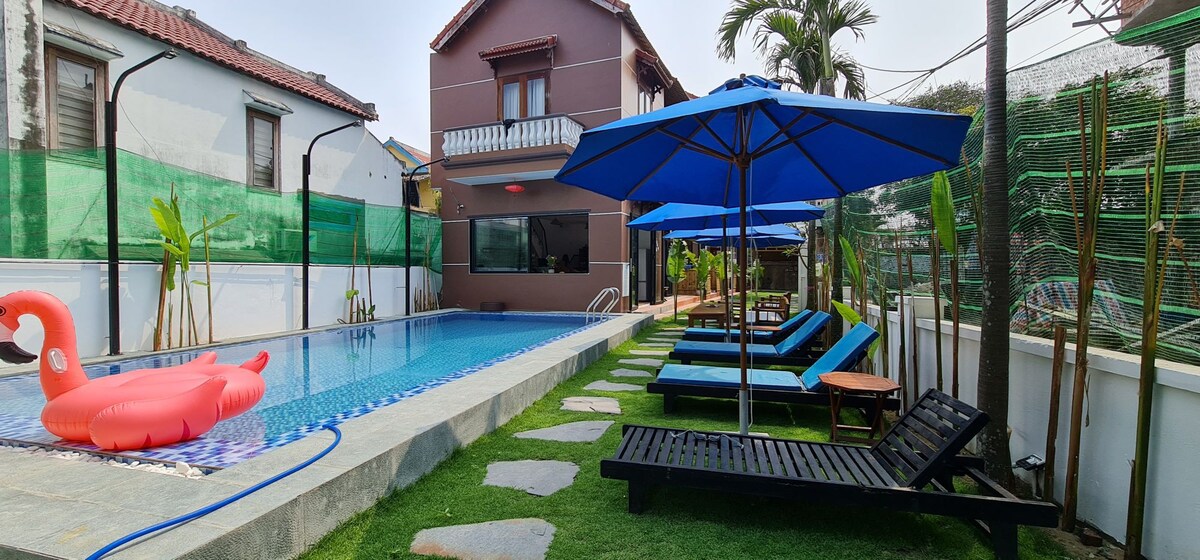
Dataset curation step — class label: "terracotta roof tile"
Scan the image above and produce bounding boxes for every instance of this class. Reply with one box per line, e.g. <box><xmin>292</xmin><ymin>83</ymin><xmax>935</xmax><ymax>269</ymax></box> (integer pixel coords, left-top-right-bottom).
<box><xmin>59</xmin><ymin>0</ymin><xmax>377</xmax><ymax>120</ymax></box>
<box><xmin>479</xmin><ymin>35</ymin><xmax>557</xmax><ymax>62</ymax></box>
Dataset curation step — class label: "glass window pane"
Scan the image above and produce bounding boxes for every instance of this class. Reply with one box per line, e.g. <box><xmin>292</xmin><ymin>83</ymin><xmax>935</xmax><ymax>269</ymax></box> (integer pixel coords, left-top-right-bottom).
<box><xmin>529</xmin><ymin>214</ymin><xmax>588</xmax><ymax>273</ymax></box>
<box><xmin>55</xmin><ymin>58</ymin><xmax>98</xmax><ymax>149</ymax></box>
<box><xmin>527</xmin><ymin>78</ymin><xmax>545</xmax><ymax>117</ymax></box>
<box><xmin>472</xmin><ymin>218</ymin><xmax>529</xmax><ymax>272</ymax></box>
<box><xmin>251</xmin><ymin>116</ymin><xmax>275</xmax><ymax>188</ymax></box>
<box><xmin>502</xmin><ymin>82</ymin><xmax>521</xmax><ymax>120</ymax></box>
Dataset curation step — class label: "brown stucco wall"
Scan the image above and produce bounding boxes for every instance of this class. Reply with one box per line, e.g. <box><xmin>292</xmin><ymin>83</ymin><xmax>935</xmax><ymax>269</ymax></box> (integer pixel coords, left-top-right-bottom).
<box><xmin>430</xmin><ymin>0</ymin><xmax>678</xmax><ymax>312</ymax></box>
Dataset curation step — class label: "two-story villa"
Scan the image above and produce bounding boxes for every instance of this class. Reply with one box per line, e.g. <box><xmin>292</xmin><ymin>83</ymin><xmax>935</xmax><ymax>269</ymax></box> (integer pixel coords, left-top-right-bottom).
<box><xmin>428</xmin><ymin>0</ymin><xmax>689</xmax><ymax>312</ymax></box>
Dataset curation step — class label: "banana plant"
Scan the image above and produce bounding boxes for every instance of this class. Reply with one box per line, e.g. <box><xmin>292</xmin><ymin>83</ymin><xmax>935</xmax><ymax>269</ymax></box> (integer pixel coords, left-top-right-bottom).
<box><xmin>694</xmin><ymin>248</ymin><xmax>714</xmax><ymax>300</ymax></box>
<box><xmin>150</xmin><ymin>193</ymin><xmax>236</xmax><ymax>349</ymax></box>
<box><xmin>666</xmin><ymin>239</ymin><xmax>688</xmax><ymax>321</ymax></box>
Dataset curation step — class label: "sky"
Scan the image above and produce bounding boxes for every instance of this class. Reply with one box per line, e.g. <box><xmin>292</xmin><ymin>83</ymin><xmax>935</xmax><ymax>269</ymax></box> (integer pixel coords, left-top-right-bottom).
<box><xmin>181</xmin><ymin>0</ymin><xmax>1113</xmax><ymax>152</ymax></box>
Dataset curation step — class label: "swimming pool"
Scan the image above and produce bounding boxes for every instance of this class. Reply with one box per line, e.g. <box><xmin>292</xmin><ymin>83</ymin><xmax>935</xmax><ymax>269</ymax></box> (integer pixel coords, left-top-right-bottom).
<box><xmin>0</xmin><ymin>312</ymin><xmax>598</xmax><ymax>468</ymax></box>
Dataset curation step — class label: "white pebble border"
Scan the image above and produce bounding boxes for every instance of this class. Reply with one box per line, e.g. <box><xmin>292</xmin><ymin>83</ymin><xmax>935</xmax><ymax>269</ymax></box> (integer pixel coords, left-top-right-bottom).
<box><xmin>0</xmin><ymin>442</ymin><xmax>206</xmax><ymax>478</ymax></box>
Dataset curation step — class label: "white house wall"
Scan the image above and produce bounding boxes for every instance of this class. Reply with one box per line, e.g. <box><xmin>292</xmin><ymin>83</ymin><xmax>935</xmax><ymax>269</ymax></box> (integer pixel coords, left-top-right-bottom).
<box><xmin>868</xmin><ymin>304</ymin><xmax>1200</xmax><ymax>560</ymax></box>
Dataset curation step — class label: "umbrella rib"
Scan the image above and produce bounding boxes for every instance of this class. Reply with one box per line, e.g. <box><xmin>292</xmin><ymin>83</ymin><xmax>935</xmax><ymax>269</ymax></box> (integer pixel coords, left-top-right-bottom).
<box><xmin>811</xmin><ymin>111</ymin><xmax>959</xmax><ymax>167</ymax></box>
<box><xmin>748</xmin><ymin>109</ymin><xmax>810</xmax><ymax>156</ymax></box>
<box><xmin>793</xmin><ymin>141</ymin><xmax>848</xmax><ymax>197</ymax></box>
<box><xmin>556</xmin><ymin>116</ymin><xmax>687</xmax><ymax>178</ymax></box>
<box><xmin>693</xmin><ymin>114</ymin><xmax>734</xmax><ymax>155</ymax></box>
<box><xmin>627</xmin><ymin>112</ymin><xmax>730</xmax><ymax>200</ymax></box>
<box><xmin>751</xmin><ymin>120</ymin><xmax>835</xmax><ymax>160</ymax></box>
<box><xmin>657</xmin><ymin>128</ymin><xmax>736</xmax><ymax>163</ymax></box>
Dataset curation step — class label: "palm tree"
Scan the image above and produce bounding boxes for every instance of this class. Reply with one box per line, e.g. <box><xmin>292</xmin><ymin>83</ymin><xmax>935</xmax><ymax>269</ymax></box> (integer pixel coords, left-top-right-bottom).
<box><xmin>763</xmin><ymin>26</ymin><xmax>866</xmax><ymax>99</ymax></box>
<box><xmin>978</xmin><ymin>0</ymin><xmax>1014</xmax><ymax>487</ymax></box>
<box><xmin>717</xmin><ymin>0</ymin><xmax>876</xmax><ymax>336</ymax></box>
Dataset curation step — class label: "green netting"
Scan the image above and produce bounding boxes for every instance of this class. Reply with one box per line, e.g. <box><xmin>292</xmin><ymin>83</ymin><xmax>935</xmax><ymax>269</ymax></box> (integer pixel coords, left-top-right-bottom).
<box><xmin>0</xmin><ymin>148</ymin><xmax>440</xmax><ymax>272</ymax></box>
<box><xmin>844</xmin><ymin>20</ymin><xmax>1200</xmax><ymax>366</ymax></box>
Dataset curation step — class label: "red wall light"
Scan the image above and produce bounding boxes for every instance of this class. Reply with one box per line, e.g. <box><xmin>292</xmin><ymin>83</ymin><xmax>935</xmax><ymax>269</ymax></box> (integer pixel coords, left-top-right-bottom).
<box><xmin>504</xmin><ymin>184</ymin><xmax>525</xmax><ymax>194</ymax></box>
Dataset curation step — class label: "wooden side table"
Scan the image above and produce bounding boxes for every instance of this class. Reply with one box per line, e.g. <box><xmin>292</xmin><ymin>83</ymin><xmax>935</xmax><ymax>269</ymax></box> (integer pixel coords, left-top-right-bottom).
<box><xmin>818</xmin><ymin>372</ymin><xmax>901</xmax><ymax>445</ymax></box>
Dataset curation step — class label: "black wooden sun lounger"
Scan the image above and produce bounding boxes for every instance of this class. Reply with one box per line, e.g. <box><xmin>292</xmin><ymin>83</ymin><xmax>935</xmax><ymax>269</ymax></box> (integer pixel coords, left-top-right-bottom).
<box><xmin>600</xmin><ymin>390</ymin><xmax>1058</xmax><ymax>560</ymax></box>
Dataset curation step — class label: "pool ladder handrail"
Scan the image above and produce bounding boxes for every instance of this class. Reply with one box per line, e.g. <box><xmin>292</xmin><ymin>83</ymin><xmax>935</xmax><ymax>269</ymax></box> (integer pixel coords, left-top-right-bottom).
<box><xmin>586</xmin><ymin>287</ymin><xmax>620</xmax><ymax>323</ymax></box>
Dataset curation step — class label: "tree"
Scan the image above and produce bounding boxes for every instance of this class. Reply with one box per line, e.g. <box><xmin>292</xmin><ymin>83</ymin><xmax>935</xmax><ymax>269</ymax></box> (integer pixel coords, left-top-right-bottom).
<box><xmin>978</xmin><ymin>0</ymin><xmax>1014</xmax><ymax>487</ymax></box>
<box><xmin>761</xmin><ymin>19</ymin><xmax>866</xmax><ymax>99</ymax></box>
<box><xmin>905</xmin><ymin>81</ymin><xmax>985</xmax><ymax>115</ymax></box>
<box><xmin>666</xmin><ymin>240</ymin><xmax>688</xmax><ymax>321</ymax></box>
<box><xmin>716</xmin><ymin>0</ymin><xmax>876</xmax><ymax>329</ymax></box>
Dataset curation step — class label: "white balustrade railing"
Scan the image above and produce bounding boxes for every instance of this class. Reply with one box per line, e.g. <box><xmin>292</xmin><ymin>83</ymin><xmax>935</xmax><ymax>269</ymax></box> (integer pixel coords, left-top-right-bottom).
<box><xmin>442</xmin><ymin>114</ymin><xmax>584</xmax><ymax>158</ymax></box>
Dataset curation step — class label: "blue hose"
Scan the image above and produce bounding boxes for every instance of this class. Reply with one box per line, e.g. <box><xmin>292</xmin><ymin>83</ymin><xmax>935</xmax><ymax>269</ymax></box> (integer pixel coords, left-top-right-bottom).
<box><xmin>87</xmin><ymin>425</ymin><xmax>342</xmax><ymax>560</ymax></box>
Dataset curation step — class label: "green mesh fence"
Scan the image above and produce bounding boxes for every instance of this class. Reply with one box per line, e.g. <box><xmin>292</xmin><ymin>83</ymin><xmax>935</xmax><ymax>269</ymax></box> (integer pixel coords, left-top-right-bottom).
<box><xmin>844</xmin><ymin>14</ymin><xmax>1200</xmax><ymax>366</ymax></box>
<box><xmin>0</xmin><ymin>148</ymin><xmax>441</xmax><ymax>272</ymax></box>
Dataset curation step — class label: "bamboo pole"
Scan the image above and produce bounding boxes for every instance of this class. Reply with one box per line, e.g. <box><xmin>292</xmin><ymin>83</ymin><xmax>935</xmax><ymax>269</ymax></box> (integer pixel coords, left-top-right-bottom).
<box><xmin>1045</xmin><ymin>325</ymin><xmax>1067</xmax><ymax>501</ymax></box>
<box><xmin>349</xmin><ymin>222</ymin><xmax>359</xmax><ymax>324</ymax></box>
<box><xmin>1125</xmin><ymin>120</ymin><xmax>1176</xmax><ymax>559</ymax></box>
<box><xmin>154</xmin><ymin>249</ymin><xmax>168</xmax><ymax>351</ymax></box>
<box><xmin>1063</xmin><ymin>77</ymin><xmax>1109</xmax><ymax>532</ymax></box>
<box><xmin>873</xmin><ymin>238</ymin><xmax>889</xmax><ymax>380</ymax></box>
<box><xmin>895</xmin><ymin>232</ymin><xmax>908</xmax><ymax>407</ymax></box>
<box><xmin>931</xmin><ymin>228</ymin><xmax>944</xmax><ymax>391</ymax></box>
<box><xmin>908</xmin><ymin>251</ymin><xmax>920</xmax><ymax>398</ymax></box>
<box><xmin>203</xmin><ymin>216</ymin><xmax>214</xmax><ymax>344</ymax></box>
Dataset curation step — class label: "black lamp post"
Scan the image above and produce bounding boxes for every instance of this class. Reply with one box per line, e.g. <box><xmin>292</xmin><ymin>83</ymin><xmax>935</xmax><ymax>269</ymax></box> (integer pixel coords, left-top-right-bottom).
<box><xmin>402</xmin><ymin>157</ymin><xmax>447</xmax><ymax>316</ymax></box>
<box><xmin>105</xmin><ymin>48</ymin><xmax>176</xmax><ymax>356</ymax></box>
<box><xmin>301</xmin><ymin>121</ymin><xmax>362</xmax><ymax>329</ymax></box>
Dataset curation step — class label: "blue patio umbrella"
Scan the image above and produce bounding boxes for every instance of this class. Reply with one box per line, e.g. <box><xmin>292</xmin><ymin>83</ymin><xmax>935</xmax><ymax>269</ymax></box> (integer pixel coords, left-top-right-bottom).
<box><xmin>628</xmin><ymin>201</ymin><xmax>824</xmax><ymax>231</ymax></box>
<box><xmin>556</xmin><ymin>75</ymin><xmax>971</xmax><ymax>434</ymax></box>
<box><xmin>696</xmin><ymin>234</ymin><xmax>805</xmax><ymax>248</ymax></box>
<box><xmin>665</xmin><ymin>223</ymin><xmax>800</xmax><ymax>240</ymax></box>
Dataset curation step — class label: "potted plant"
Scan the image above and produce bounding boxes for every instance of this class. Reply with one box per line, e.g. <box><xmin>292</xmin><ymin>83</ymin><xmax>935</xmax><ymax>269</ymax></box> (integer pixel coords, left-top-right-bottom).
<box><xmin>546</xmin><ymin>255</ymin><xmax>558</xmax><ymax>273</ymax></box>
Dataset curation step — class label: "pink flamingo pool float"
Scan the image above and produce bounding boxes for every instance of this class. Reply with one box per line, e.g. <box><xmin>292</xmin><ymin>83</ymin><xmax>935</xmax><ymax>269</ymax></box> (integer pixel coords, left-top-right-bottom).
<box><xmin>0</xmin><ymin>290</ymin><xmax>268</xmax><ymax>451</ymax></box>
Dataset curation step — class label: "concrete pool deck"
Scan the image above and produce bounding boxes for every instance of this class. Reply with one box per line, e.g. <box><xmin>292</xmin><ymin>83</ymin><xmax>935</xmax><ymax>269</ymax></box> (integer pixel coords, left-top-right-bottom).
<box><xmin>0</xmin><ymin>312</ymin><xmax>650</xmax><ymax>560</ymax></box>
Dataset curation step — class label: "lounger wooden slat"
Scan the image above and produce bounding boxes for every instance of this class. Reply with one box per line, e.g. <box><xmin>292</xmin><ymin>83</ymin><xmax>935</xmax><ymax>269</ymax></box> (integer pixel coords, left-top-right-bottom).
<box><xmin>785</xmin><ymin>442</ymin><xmax>813</xmax><ymax>479</ymax></box>
<box><xmin>601</xmin><ymin>390</ymin><xmax>1055</xmax><ymax>560</ymax></box>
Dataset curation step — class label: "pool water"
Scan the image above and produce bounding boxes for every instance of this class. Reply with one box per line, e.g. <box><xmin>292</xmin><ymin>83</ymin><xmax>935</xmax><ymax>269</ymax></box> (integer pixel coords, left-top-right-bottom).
<box><xmin>0</xmin><ymin>312</ymin><xmax>596</xmax><ymax>467</ymax></box>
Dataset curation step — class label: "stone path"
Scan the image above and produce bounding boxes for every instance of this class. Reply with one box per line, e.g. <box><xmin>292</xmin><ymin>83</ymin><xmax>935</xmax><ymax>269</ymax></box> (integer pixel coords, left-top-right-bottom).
<box><xmin>619</xmin><ymin>358</ymin><xmax>663</xmax><ymax>368</ymax></box>
<box><xmin>410</xmin><ymin>518</ymin><xmax>555</xmax><ymax>560</ymax></box>
<box><xmin>638</xmin><ymin>343</ymin><xmax>674</xmax><ymax>348</ymax></box>
<box><xmin>514</xmin><ymin>421</ymin><xmax>613</xmax><ymax>443</ymax></box>
<box><xmin>646</xmin><ymin>337</ymin><xmax>679</xmax><ymax>343</ymax></box>
<box><xmin>584</xmin><ymin>380</ymin><xmax>641</xmax><ymax>392</ymax></box>
<box><xmin>560</xmin><ymin>396</ymin><xmax>621</xmax><ymax>414</ymax></box>
<box><xmin>610</xmin><ymin>368</ymin><xmax>653</xmax><ymax>378</ymax></box>
<box><xmin>630</xmin><ymin>349</ymin><xmax>669</xmax><ymax>356</ymax></box>
<box><xmin>483</xmin><ymin>460</ymin><xmax>579</xmax><ymax>497</ymax></box>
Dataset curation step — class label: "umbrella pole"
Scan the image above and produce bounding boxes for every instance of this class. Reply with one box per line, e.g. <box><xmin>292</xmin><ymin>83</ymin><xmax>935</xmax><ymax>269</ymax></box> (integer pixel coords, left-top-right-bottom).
<box><xmin>723</xmin><ymin>215</ymin><xmax>731</xmax><ymax>343</ymax></box>
<box><xmin>738</xmin><ymin>159</ymin><xmax>750</xmax><ymax>435</ymax></box>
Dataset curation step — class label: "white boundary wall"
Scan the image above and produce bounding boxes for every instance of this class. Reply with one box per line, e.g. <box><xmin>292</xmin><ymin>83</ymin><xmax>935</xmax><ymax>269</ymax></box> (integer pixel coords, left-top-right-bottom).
<box><xmin>0</xmin><ymin>261</ymin><xmax>440</xmax><ymax>364</ymax></box>
<box><xmin>867</xmin><ymin>302</ymin><xmax>1200</xmax><ymax>560</ymax></box>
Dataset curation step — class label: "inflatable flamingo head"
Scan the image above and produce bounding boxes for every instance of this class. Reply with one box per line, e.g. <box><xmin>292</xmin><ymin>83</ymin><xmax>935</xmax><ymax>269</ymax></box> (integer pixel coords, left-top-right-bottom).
<box><xmin>0</xmin><ymin>292</ymin><xmax>38</xmax><ymax>365</ymax></box>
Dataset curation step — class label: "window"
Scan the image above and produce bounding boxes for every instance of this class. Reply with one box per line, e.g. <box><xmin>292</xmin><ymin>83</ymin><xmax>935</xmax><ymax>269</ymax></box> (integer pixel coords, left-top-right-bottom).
<box><xmin>471</xmin><ymin>213</ymin><xmax>588</xmax><ymax>273</ymax></box>
<box><xmin>497</xmin><ymin>73</ymin><xmax>548</xmax><ymax>120</ymax></box>
<box><xmin>246</xmin><ymin>109</ymin><xmax>280</xmax><ymax>190</ymax></box>
<box><xmin>637</xmin><ymin>88</ymin><xmax>654</xmax><ymax>115</ymax></box>
<box><xmin>46</xmin><ymin>47</ymin><xmax>106</xmax><ymax>149</ymax></box>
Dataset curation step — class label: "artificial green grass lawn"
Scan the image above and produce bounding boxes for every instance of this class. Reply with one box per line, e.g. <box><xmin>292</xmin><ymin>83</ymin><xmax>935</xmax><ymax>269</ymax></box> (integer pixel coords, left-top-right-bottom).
<box><xmin>301</xmin><ymin>316</ymin><xmax>1072</xmax><ymax>560</ymax></box>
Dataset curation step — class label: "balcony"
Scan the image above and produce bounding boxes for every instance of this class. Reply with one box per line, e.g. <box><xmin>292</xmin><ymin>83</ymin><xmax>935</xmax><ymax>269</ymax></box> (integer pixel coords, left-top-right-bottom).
<box><xmin>440</xmin><ymin>114</ymin><xmax>584</xmax><ymax>186</ymax></box>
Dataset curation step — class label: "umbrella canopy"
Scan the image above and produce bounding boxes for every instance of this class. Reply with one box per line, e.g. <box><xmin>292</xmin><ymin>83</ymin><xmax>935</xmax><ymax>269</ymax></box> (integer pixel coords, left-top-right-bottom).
<box><xmin>664</xmin><ymin>223</ymin><xmax>800</xmax><ymax>240</ymax></box>
<box><xmin>555</xmin><ymin>75</ymin><xmax>971</xmax><ymax>435</ymax></box>
<box><xmin>696</xmin><ymin>234</ymin><xmax>805</xmax><ymax>248</ymax></box>
<box><xmin>557</xmin><ymin>75</ymin><xmax>972</xmax><ymax>207</ymax></box>
<box><xmin>628</xmin><ymin>201</ymin><xmax>824</xmax><ymax>231</ymax></box>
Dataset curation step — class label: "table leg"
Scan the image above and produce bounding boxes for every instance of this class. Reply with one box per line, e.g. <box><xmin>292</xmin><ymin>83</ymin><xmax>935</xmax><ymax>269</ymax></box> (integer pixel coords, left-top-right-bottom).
<box><xmin>870</xmin><ymin>393</ymin><xmax>885</xmax><ymax>440</ymax></box>
<box><xmin>827</xmin><ymin>389</ymin><xmax>842</xmax><ymax>443</ymax></box>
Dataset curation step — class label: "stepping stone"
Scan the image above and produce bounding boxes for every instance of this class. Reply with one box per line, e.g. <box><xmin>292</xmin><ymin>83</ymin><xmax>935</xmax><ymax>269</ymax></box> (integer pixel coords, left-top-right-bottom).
<box><xmin>410</xmin><ymin>518</ymin><xmax>555</xmax><ymax>560</ymax></box>
<box><xmin>647</xmin><ymin>337</ymin><xmax>679</xmax><ymax>343</ymax></box>
<box><xmin>584</xmin><ymin>380</ymin><xmax>642</xmax><ymax>392</ymax></box>
<box><xmin>561</xmin><ymin>396</ymin><xmax>621</xmax><ymax>414</ymax></box>
<box><xmin>655</xmin><ymin>331</ymin><xmax>684</xmax><ymax>336</ymax></box>
<box><xmin>610</xmin><ymin>368</ymin><xmax>653</xmax><ymax>378</ymax></box>
<box><xmin>638</xmin><ymin>343</ymin><xmax>674</xmax><ymax>348</ymax></box>
<box><xmin>630</xmin><ymin>349</ymin><xmax>669</xmax><ymax>356</ymax></box>
<box><xmin>620</xmin><ymin>358</ymin><xmax>663</xmax><ymax>368</ymax></box>
<box><xmin>484</xmin><ymin>460</ymin><xmax>579</xmax><ymax>497</ymax></box>
<box><xmin>514</xmin><ymin>421</ymin><xmax>614</xmax><ymax>443</ymax></box>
